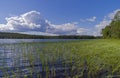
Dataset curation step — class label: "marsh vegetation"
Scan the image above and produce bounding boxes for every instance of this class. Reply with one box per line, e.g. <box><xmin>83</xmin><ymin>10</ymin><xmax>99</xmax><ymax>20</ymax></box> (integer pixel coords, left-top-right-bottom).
<box><xmin>0</xmin><ymin>39</ymin><xmax>120</xmax><ymax>78</ymax></box>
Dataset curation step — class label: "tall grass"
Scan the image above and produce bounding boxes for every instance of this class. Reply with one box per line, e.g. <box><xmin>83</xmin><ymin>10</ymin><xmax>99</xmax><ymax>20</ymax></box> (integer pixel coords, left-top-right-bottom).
<box><xmin>0</xmin><ymin>39</ymin><xmax>120</xmax><ymax>77</ymax></box>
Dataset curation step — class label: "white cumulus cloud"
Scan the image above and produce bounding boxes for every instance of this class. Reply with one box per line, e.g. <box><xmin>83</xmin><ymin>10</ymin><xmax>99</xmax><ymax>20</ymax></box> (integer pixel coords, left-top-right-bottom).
<box><xmin>0</xmin><ymin>11</ymin><xmax>89</xmax><ymax>35</ymax></box>
<box><xmin>5</xmin><ymin>11</ymin><xmax>49</xmax><ymax>32</ymax></box>
<box><xmin>46</xmin><ymin>22</ymin><xmax>88</xmax><ymax>35</ymax></box>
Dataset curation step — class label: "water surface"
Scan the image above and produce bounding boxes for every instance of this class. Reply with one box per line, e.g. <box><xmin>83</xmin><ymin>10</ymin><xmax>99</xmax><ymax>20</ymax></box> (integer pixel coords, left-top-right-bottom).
<box><xmin>0</xmin><ymin>39</ymin><xmax>80</xmax><ymax>43</ymax></box>
<box><xmin>0</xmin><ymin>39</ymin><xmax>78</xmax><ymax>77</ymax></box>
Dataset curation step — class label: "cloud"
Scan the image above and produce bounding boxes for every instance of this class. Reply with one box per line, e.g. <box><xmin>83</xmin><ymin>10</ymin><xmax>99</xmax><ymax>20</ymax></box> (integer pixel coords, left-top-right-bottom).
<box><xmin>46</xmin><ymin>22</ymin><xmax>88</xmax><ymax>35</ymax></box>
<box><xmin>86</xmin><ymin>16</ymin><xmax>96</xmax><ymax>22</ymax></box>
<box><xmin>95</xmin><ymin>19</ymin><xmax>111</xmax><ymax>29</ymax></box>
<box><xmin>0</xmin><ymin>11</ymin><xmax>89</xmax><ymax>35</ymax></box>
<box><xmin>80</xmin><ymin>16</ymin><xmax>96</xmax><ymax>22</ymax></box>
<box><xmin>4</xmin><ymin>11</ymin><xmax>49</xmax><ymax>32</ymax></box>
<box><xmin>95</xmin><ymin>19</ymin><xmax>111</xmax><ymax>36</ymax></box>
<box><xmin>108</xmin><ymin>9</ymin><xmax>120</xmax><ymax>19</ymax></box>
<box><xmin>18</xmin><ymin>31</ymin><xmax>58</xmax><ymax>36</ymax></box>
<box><xmin>1</xmin><ymin>10</ymin><xmax>120</xmax><ymax>36</ymax></box>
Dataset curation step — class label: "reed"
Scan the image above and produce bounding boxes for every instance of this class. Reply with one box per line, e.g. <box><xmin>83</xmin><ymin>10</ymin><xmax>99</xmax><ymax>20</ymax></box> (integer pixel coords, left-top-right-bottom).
<box><xmin>0</xmin><ymin>39</ymin><xmax>120</xmax><ymax>77</ymax></box>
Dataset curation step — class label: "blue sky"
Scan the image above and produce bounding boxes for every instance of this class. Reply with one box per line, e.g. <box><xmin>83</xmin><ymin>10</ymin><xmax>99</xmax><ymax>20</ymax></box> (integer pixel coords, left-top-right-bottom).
<box><xmin>0</xmin><ymin>0</ymin><xmax>120</xmax><ymax>36</ymax></box>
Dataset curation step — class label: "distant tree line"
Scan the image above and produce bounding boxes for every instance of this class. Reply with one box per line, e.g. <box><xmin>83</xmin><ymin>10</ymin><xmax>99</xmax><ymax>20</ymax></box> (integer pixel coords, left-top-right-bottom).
<box><xmin>0</xmin><ymin>32</ymin><xmax>101</xmax><ymax>39</ymax></box>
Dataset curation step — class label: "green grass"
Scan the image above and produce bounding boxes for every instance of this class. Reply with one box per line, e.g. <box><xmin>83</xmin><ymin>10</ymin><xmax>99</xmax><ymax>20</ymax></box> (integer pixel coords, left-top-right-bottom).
<box><xmin>32</xmin><ymin>39</ymin><xmax>120</xmax><ymax>77</ymax></box>
<box><xmin>2</xmin><ymin>39</ymin><xmax>120</xmax><ymax>78</ymax></box>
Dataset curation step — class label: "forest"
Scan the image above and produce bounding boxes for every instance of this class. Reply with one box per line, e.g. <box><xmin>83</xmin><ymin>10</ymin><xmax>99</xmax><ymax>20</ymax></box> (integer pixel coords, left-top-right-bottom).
<box><xmin>0</xmin><ymin>32</ymin><xmax>101</xmax><ymax>39</ymax></box>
